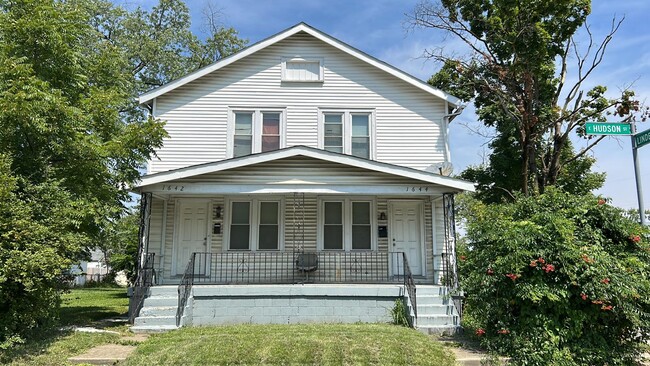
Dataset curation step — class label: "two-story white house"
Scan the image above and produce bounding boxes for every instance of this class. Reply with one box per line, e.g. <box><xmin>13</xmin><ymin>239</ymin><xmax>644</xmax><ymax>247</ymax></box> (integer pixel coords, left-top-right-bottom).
<box><xmin>129</xmin><ymin>23</ymin><xmax>474</xmax><ymax>334</ymax></box>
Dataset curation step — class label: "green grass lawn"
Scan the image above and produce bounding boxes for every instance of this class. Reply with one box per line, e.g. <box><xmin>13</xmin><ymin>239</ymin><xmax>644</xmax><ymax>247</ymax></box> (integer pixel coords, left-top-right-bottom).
<box><xmin>1</xmin><ymin>287</ymin><xmax>129</xmax><ymax>365</ymax></box>
<box><xmin>124</xmin><ymin>323</ymin><xmax>456</xmax><ymax>366</ymax></box>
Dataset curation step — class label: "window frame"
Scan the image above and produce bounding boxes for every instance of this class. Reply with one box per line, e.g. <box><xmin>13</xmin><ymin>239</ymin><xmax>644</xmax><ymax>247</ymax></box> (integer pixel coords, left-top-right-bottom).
<box><xmin>228</xmin><ymin>108</ymin><xmax>286</xmax><ymax>158</ymax></box>
<box><xmin>224</xmin><ymin>197</ymin><xmax>284</xmax><ymax>251</ymax></box>
<box><xmin>318</xmin><ymin>109</ymin><xmax>375</xmax><ymax>159</ymax></box>
<box><xmin>281</xmin><ymin>57</ymin><xmax>324</xmax><ymax>82</ymax></box>
<box><xmin>317</xmin><ymin>197</ymin><xmax>377</xmax><ymax>252</ymax></box>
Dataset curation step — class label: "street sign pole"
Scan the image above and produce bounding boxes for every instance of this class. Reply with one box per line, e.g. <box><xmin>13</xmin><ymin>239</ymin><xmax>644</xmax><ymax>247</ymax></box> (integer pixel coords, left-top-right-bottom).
<box><xmin>631</xmin><ymin>121</ymin><xmax>647</xmax><ymax>226</ymax></box>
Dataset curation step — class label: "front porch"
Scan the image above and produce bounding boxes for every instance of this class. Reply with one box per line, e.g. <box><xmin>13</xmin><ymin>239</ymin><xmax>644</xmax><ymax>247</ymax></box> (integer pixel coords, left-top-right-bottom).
<box><xmin>129</xmin><ymin>148</ymin><xmax>470</xmax><ymax>333</ymax></box>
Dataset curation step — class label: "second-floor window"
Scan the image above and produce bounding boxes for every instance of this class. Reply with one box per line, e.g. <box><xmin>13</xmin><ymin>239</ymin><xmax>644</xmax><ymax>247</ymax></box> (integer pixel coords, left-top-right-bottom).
<box><xmin>321</xmin><ymin>110</ymin><xmax>373</xmax><ymax>159</ymax></box>
<box><xmin>231</xmin><ymin>110</ymin><xmax>285</xmax><ymax>158</ymax></box>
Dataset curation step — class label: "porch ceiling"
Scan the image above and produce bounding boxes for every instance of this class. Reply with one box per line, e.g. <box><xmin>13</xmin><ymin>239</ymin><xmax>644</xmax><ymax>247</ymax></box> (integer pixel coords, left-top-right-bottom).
<box><xmin>134</xmin><ymin>146</ymin><xmax>475</xmax><ymax>195</ymax></box>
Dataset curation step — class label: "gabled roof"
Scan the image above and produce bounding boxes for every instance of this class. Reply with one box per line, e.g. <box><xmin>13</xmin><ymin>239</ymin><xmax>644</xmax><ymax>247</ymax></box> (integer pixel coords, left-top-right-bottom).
<box><xmin>138</xmin><ymin>22</ymin><xmax>461</xmax><ymax>107</ymax></box>
<box><xmin>134</xmin><ymin>146</ymin><xmax>475</xmax><ymax>192</ymax></box>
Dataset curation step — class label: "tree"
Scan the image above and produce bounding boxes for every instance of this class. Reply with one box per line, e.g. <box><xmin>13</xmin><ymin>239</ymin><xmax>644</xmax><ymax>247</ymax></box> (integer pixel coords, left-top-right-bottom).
<box><xmin>410</xmin><ymin>0</ymin><xmax>647</xmax><ymax>198</ymax></box>
<box><xmin>0</xmin><ymin>0</ymin><xmax>246</xmax><ymax>346</ymax></box>
<box><xmin>457</xmin><ymin>190</ymin><xmax>650</xmax><ymax>364</ymax></box>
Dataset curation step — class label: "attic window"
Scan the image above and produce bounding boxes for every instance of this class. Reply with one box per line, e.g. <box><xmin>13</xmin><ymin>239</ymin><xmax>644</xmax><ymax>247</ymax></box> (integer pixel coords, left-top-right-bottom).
<box><xmin>282</xmin><ymin>58</ymin><xmax>323</xmax><ymax>82</ymax></box>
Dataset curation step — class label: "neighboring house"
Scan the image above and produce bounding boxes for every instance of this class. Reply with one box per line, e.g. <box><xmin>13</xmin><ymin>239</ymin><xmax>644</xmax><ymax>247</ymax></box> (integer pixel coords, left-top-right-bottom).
<box><xmin>70</xmin><ymin>249</ymin><xmax>110</xmax><ymax>286</ymax></box>
<box><xmin>129</xmin><ymin>23</ymin><xmax>474</xmax><ymax>334</ymax></box>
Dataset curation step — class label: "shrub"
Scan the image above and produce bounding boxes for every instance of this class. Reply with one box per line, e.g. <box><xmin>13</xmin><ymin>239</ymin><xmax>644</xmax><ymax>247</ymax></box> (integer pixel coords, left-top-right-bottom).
<box><xmin>458</xmin><ymin>189</ymin><xmax>650</xmax><ymax>365</ymax></box>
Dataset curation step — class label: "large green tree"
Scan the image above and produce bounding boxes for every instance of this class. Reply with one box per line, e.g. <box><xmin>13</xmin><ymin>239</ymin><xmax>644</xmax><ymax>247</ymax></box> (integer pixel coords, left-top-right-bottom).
<box><xmin>411</xmin><ymin>0</ymin><xmax>646</xmax><ymax>199</ymax></box>
<box><xmin>0</xmin><ymin>0</ymin><xmax>246</xmax><ymax>346</ymax></box>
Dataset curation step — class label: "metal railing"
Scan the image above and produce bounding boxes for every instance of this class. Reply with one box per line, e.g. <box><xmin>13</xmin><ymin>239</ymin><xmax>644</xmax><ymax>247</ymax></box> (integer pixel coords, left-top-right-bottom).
<box><xmin>185</xmin><ymin>251</ymin><xmax>411</xmax><ymax>284</ymax></box>
<box><xmin>176</xmin><ymin>253</ymin><xmax>196</xmax><ymax>326</ymax></box>
<box><xmin>128</xmin><ymin>253</ymin><xmax>155</xmax><ymax>324</ymax></box>
<box><xmin>443</xmin><ymin>193</ymin><xmax>463</xmax><ymax>318</ymax></box>
<box><xmin>402</xmin><ymin>253</ymin><xmax>417</xmax><ymax>319</ymax></box>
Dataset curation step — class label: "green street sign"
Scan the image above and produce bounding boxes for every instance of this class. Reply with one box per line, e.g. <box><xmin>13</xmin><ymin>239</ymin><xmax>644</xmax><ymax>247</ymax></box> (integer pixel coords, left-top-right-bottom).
<box><xmin>585</xmin><ymin>122</ymin><xmax>632</xmax><ymax>135</ymax></box>
<box><xmin>635</xmin><ymin>128</ymin><xmax>650</xmax><ymax>149</ymax></box>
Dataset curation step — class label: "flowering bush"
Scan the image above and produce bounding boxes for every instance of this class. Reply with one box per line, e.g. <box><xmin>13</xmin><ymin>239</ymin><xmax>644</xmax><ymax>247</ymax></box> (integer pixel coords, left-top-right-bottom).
<box><xmin>458</xmin><ymin>189</ymin><xmax>650</xmax><ymax>365</ymax></box>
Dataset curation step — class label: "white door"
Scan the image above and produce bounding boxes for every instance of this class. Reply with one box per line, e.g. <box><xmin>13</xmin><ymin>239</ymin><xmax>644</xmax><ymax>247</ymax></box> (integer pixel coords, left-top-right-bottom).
<box><xmin>390</xmin><ymin>201</ymin><xmax>423</xmax><ymax>276</ymax></box>
<box><xmin>174</xmin><ymin>200</ymin><xmax>209</xmax><ymax>275</ymax></box>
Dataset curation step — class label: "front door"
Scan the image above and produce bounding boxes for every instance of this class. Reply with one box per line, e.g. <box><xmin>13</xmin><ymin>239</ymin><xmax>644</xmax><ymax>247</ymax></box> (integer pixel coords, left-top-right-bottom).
<box><xmin>174</xmin><ymin>200</ymin><xmax>209</xmax><ymax>275</ymax></box>
<box><xmin>390</xmin><ymin>201</ymin><xmax>423</xmax><ymax>276</ymax></box>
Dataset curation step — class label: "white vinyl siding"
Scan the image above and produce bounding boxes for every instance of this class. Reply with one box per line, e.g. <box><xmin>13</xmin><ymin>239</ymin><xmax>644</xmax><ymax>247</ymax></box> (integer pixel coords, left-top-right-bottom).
<box><xmin>149</xmin><ymin>33</ymin><xmax>448</xmax><ymax>173</ymax></box>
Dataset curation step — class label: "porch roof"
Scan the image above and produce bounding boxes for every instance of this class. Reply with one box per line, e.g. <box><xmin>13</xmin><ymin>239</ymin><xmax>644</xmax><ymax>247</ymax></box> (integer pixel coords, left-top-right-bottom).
<box><xmin>134</xmin><ymin>146</ymin><xmax>475</xmax><ymax>195</ymax></box>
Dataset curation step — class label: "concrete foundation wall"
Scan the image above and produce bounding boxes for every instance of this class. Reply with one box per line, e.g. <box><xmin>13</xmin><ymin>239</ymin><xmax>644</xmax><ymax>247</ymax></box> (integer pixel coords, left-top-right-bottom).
<box><xmin>190</xmin><ymin>284</ymin><xmax>403</xmax><ymax>325</ymax></box>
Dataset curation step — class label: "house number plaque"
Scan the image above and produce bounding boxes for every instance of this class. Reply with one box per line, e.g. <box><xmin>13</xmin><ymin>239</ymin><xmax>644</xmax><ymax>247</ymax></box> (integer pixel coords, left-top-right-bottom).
<box><xmin>406</xmin><ymin>186</ymin><xmax>430</xmax><ymax>192</ymax></box>
<box><xmin>160</xmin><ymin>184</ymin><xmax>185</xmax><ymax>191</ymax></box>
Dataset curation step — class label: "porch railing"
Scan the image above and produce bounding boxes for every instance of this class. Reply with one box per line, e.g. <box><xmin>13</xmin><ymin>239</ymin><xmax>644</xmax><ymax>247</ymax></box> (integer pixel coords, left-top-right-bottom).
<box><xmin>402</xmin><ymin>253</ymin><xmax>417</xmax><ymax>319</ymax></box>
<box><xmin>174</xmin><ymin>251</ymin><xmax>418</xmax><ymax>327</ymax></box>
<box><xmin>176</xmin><ymin>253</ymin><xmax>196</xmax><ymax>326</ymax></box>
<box><xmin>128</xmin><ymin>253</ymin><xmax>155</xmax><ymax>324</ymax></box>
<box><xmin>187</xmin><ymin>251</ymin><xmax>411</xmax><ymax>284</ymax></box>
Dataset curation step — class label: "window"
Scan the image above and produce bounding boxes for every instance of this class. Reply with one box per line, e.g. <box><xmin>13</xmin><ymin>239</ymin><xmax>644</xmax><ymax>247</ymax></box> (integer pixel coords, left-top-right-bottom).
<box><xmin>231</xmin><ymin>110</ymin><xmax>284</xmax><ymax>157</ymax></box>
<box><xmin>321</xmin><ymin>111</ymin><xmax>373</xmax><ymax>159</ymax></box>
<box><xmin>234</xmin><ymin>113</ymin><xmax>253</xmax><ymax>157</ymax></box>
<box><xmin>228</xmin><ymin>199</ymin><xmax>282</xmax><ymax>250</ymax></box>
<box><xmin>282</xmin><ymin>58</ymin><xmax>323</xmax><ymax>82</ymax></box>
<box><xmin>320</xmin><ymin>199</ymin><xmax>374</xmax><ymax>251</ymax></box>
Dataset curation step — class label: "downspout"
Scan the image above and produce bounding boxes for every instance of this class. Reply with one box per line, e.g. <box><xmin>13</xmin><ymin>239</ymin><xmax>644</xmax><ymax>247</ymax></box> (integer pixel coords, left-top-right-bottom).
<box><xmin>441</xmin><ymin>101</ymin><xmax>465</xmax><ymax>164</ymax></box>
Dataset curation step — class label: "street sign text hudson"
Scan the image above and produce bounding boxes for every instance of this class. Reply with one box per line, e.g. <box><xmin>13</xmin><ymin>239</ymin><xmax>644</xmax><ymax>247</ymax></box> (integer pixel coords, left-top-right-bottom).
<box><xmin>585</xmin><ymin>122</ymin><xmax>632</xmax><ymax>135</ymax></box>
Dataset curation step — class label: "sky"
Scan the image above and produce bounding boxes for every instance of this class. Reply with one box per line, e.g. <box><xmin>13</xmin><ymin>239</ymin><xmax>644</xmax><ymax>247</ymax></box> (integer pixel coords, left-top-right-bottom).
<box><xmin>125</xmin><ymin>0</ymin><xmax>650</xmax><ymax>211</ymax></box>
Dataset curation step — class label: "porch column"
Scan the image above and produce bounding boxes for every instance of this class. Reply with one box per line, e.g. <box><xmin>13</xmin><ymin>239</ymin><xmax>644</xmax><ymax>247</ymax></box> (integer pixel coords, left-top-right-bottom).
<box><xmin>136</xmin><ymin>192</ymin><xmax>153</xmax><ymax>277</ymax></box>
<box><xmin>442</xmin><ymin>193</ymin><xmax>459</xmax><ymax>290</ymax></box>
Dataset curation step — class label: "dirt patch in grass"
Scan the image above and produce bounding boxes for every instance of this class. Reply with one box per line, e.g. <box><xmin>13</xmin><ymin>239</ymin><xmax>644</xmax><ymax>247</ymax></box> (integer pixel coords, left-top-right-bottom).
<box><xmin>124</xmin><ymin>323</ymin><xmax>456</xmax><ymax>365</ymax></box>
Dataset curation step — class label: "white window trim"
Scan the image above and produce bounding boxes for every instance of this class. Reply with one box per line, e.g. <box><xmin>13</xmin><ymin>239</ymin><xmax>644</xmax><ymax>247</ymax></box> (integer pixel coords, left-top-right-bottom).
<box><xmin>227</xmin><ymin>108</ymin><xmax>287</xmax><ymax>158</ymax></box>
<box><xmin>317</xmin><ymin>197</ymin><xmax>377</xmax><ymax>251</ymax></box>
<box><xmin>281</xmin><ymin>57</ymin><xmax>324</xmax><ymax>82</ymax></box>
<box><xmin>318</xmin><ymin>109</ymin><xmax>376</xmax><ymax>160</ymax></box>
<box><xmin>224</xmin><ymin>196</ymin><xmax>285</xmax><ymax>251</ymax></box>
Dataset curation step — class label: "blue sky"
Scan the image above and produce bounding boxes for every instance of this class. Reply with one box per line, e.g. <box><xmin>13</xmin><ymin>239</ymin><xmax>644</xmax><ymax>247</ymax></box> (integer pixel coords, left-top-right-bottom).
<box><xmin>127</xmin><ymin>0</ymin><xmax>650</xmax><ymax>211</ymax></box>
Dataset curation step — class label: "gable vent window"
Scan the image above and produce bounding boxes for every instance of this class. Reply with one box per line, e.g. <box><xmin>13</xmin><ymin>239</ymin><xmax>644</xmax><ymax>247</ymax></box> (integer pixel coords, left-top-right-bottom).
<box><xmin>282</xmin><ymin>58</ymin><xmax>323</xmax><ymax>82</ymax></box>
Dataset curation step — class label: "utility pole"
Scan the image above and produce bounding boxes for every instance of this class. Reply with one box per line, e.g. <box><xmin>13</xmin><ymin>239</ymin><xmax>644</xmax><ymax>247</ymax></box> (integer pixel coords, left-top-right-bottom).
<box><xmin>631</xmin><ymin>120</ymin><xmax>647</xmax><ymax>226</ymax></box>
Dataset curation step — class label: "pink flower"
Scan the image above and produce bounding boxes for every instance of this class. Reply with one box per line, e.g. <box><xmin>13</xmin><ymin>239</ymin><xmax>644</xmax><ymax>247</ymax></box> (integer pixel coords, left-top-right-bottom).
<box><xmin>497</xmin><ymin>329</ymin><xmax>510</xmax><ymax>335</ymax></box>
<box><xmin>581</xmin><ymin>293</ymin><xmax>588</xmax><ymax>301</ymax></box>
<box><xmin>601</xmin><ymin>278</ymin><xmax>610</xmax><ymax>284</ymax></box>
<box><xmin>592</xmin><ymin>300</ymin><xmax>603</xmax><ymax>305</ymax></box>
<box><xmin>598</xmin><ymin>199</ymin><xmax>606</xmax><ymax>205</ymax></box>
<box><xmin>460</xmin><ymin>255</ymin><xmax>467</xmax><ymax>261</ymax></box>
<box><xmin>630</xmin><ymin>235</ymin><xmax>641</xmax><ymax>243</ymax></box>
<box><xmin>529</xmin><ymin>260</ymin><xmax>538</xmax><ymax>267</ymax></box>
<box><xmin>538</xmin><ymin>257</ymin><xmax>546</xmax><ymax>264</ymax></box>
<box><xmin>601</xmin><ymin>305</ymin><xmax>613</xmax><ymax>311</ymax></box>
<box><xmin>581</xmin><ymin>254</ymin><xmax>594</xmax><ymax>264</ymax></box>
<box><xmin>475</xmin><ymin>328</ymin><xmax>486</xmax><ymax>336</ymax></box>
<box><xmin>486</xmin><ymin>268</ymin><xmax>494</xmax><ymax>275</ymax></box>
<box><xmin>543</xmin><ymin>264</ymin><xmax>555</xmax><ymax>273</ymax></box>
<box><xmin>505</xmin><ymin>273</ymin><xmax>519</xmax><ymax>281</ymax></box>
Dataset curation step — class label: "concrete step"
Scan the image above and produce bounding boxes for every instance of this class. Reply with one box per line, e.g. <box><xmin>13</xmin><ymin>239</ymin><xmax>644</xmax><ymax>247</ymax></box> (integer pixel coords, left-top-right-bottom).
<box><xmin>148</xmin><ymin>286</ymin><xmax>179</xmax><ymax>296</ymax></box>
<box><xmin>139</xmin><ymin>306</ymin><xmax>178</xmax><ymax>317</ymax></box>
<box><xmin>142</xmin><ymin>296</ymin><xmax>178</xmax><ymax>307</ymax></box>
<box><xmin>130</xmin><ymin>324</ymin><xmax>178</xmax><ymax>334</ymax></box>
<box><xmin>417</xmin><ymin>325</ymin><xmax>461</xmax><ymax>336</ymax></box>
<box><xmin>417</xmin><ymin>314</ymin><xmax>459</xmax><ymax>327</ymax></box>
<box><xmin>414</xmin><ymin>286</ymin><xmax>448</xmax><ymax>296</ymax></box>
<box><xmin>414</xmin><ymin>294</ymin><xmax>449</xmax><ymax>306</ymax></box>
<box><xmin>134</xmin><ymin>315</ymin><xmax>176</xmax><ymax>327</ymax></box>
<box><xmin>417</xmin><ymin>304</ymin><xmax>456</xmax><ymax>316</ymax></box>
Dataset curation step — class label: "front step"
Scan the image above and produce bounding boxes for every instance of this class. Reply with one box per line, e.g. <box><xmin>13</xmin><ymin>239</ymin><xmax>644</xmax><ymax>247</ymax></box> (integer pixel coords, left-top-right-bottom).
<box><xmin>413</xmin><ymin>285</ymin><xmax>460</xmax><ymax>335</ymax></box>
<box><xmin>131</xmin><ymin>286</ymin><xmax>180</xmax><ymax>333</ymax></box>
